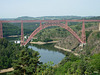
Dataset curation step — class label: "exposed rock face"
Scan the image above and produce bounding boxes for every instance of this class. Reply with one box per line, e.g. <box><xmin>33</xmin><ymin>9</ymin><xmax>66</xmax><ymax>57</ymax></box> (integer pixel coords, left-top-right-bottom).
<box><xmin>86</xmin><ymin>25</ymin><xmax>98</xmax><ymax>31</ymax></box>
<box><xmin>74</xmin><ymin>31</ymin><xmax>100</xmax><ymax>55</ymax></box>
<box><xmin>87</xmin><ymin>31</ymin><xmax>100</xmax><ymax>54</ymax></box>
<box><xmin>56</xmin><ymin>34</ymin><xmax>80</xmax><ymax>50</ymax></box>
<box><xmin>56</xmin><ymin>25</ymin><xmax>100</xmax><ymax>55</ymax></box>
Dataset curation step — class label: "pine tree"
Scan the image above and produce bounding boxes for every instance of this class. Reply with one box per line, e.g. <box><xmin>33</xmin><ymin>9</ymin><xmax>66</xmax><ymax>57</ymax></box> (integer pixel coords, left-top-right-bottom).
<box><xmin>10</xmin><ymin>50</ymin><xmax>41</xmax><ymax>75</ymax></box>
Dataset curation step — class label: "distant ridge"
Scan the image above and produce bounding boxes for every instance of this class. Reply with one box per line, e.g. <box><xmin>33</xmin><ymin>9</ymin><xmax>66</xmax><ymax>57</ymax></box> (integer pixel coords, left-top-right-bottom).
<box><xmin>15</xmin><ymin>16</ymin><xmax>35</xmax><ymax>20</ymax></box>
<box><xmin>0</xmin><ymin>16</ymin><xmax>100</xmax><ymax>20</ymax></box>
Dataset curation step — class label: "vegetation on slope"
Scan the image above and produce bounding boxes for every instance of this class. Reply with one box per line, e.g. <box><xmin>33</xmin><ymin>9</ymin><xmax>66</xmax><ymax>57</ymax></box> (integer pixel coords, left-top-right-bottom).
<box><xmin>1</xmin><ymin>16</ymin><xmax>100</xmax><ymax>75</ymax></box>
<box><xmin>8</xmin><ymin>50</ymin><xmax>41</xmax><ymax>75</ymax></box>
<box><xmin>32</xmin><ymin>25</ymin><xmax>100</xmax><ymax>75</ymax></box>
<box><xmin>3</xmin><ymin>23</ymin><xmax>40</xmax><ymax>37</ymax></box>
<box><xmin>0</xmin><ymin>39</ymin><xmax>54</xmax><ymax>75</ymax></box>
<box><xmin>82</xmin><ymin>31</ymin><xmax>100</xmax><ymax>55</ymax></box>
<box><xmin>2</xmin><ymin>16</ymin><xmax>98</xmax><ymax>41</ymax></box>
<box><xmin>12</xmin><ymin>22</ymin><xmax>40</xmax><ymax>34</ymax></box>
<box><xmin>0</xmin><ymin>38</ymin><xmax>42</xmax><ymax>75</ymax></box>
<box><xmin>46</xmin><ymin>53</ymin><xmax>100</xmax><ymax>75</ymax></box>
<box><xmin>0</xmin><ymin>38</ymin><xmax>41</xmax><ymax>70</ymax></box>
<box><xmin>35</xmin><ymin>22</ymin><xmax>98</xmax><ymax>42</ymax></box>
<box><xmin>3</xmin><ymin>23</ymin><xmax>20</xmax><ymax>37</ymax></box>
<box><xmin>36</xmin><ymin>27</ymin><xmax>71</xmax><ymax>41</ymax></box>
<box><xmin>15</xmin><ymin>16</ymin><xmax>84</xmax><ymax>20</ymax></box>
<box><xmin>55</xmin><ymin>22</ymin><xmax>98</xmax><ymax>50</ymax></box>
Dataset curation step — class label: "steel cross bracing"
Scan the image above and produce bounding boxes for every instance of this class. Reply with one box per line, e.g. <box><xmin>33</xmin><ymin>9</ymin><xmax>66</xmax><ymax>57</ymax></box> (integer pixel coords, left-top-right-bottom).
<box><xmin>0</xmin><ymin>20</ymin><xmax>100</xmax><ymax>46</ymax></box>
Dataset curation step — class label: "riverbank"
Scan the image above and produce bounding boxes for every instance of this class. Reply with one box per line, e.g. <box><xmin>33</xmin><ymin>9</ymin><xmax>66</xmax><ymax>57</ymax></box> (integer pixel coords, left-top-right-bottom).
<box><xmin>54</xmin><ymin>45</ymin><xmax>79</xmax><ymax>56</ymax></box>
<box><xmin>30</xmin><ymin>41</ymin><xmax>58</xmax><ymax>45</ymax></box>
<box><xmin>0</xmin><ymin>67</ymin><xmax>14</xmax><ymax>73</ymax></box>
<box><xmin>30</xmin><ymin>41</ymin><xmax>79</xmax><ymax>56</ymax></box>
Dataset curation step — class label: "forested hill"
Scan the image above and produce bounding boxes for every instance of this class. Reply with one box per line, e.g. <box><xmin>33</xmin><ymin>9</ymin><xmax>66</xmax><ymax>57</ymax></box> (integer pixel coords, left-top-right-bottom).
<box><xmin>0</xmin><ymin>16</ymin><xmax>100</xmax><ymax>74</ymax></box>
<box><xmin>14</xmin><ymin>16</ymin><xmax>100</xmax><ymax>20</ymax></box>
<box><xmin>1</xmin><ymin>16</ymin><xmax>84</xmax><ymax>20</ymax></box>
<box><xmin>0</xmin><ymin>39</ymin><xmax>42</xmax><ymax>75</ymax></box>
<box><xmin>1</xmin><ymin>16</ymin><xmax>100</xmax><ymax>39</ymax></box>
<box><xmin>3</xmin><ymin>23</ymin><xmax>20</xmax><ymax>37</ymax></box>
<box><xmin>15</xmin><ymin>16</ymin><xmax>84</xmax><ymax>20</ymax></box>
<box><xmin>0</xmin><ymin>38</ymin><xmax>100</xmax><ymax>75</ymax></box>
<box><xmin>0</xmin><ymin>16</ymin><xmax>100</xmax><ymax>20</ymax></box>
<box><xmin>1</xmin><ymin>16</ymin><xmax>100</xmax><ymax>20</ymax></box>
<box><xmin>88</xmin><ymin>16</ymin><xmax>100</xmax><ymax>20</ymax></box>
<box><xmin>2</xmin><ymin>22</ymin><xmax>40</xmax><ymax>38</ymax></box>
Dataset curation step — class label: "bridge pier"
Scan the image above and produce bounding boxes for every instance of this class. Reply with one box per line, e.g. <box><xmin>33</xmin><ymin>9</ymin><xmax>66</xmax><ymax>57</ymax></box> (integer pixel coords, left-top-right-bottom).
<box><xmin>20</xmin><ymin>21</ymin><xmax>24</xmax><ymax>46</ymax></box>
<box><xmin>81</xmin><ymin>20</ymin><xmax>86</xmax><ymax>44</ymax></box>
<box><xmin>99</xmin><ymin>23</ymin><xmax>100</xmax><ymax>31</ymax></box>
<box><xmin>0</xmin><ymin>21</ymin><xmax>3</xmax><ymax>39</ymax></box>
<box><xmin>40</xmin><ymin>21</ymin><xmax>42</xmax><ymax>30</ymax></box>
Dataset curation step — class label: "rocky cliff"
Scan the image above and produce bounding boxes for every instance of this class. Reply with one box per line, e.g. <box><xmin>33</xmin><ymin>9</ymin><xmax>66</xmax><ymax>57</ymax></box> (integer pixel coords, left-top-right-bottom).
<box><xmin>55</xmin><ymin>25</ymin><xmax>100</xmax><ymax>55</ymax></box>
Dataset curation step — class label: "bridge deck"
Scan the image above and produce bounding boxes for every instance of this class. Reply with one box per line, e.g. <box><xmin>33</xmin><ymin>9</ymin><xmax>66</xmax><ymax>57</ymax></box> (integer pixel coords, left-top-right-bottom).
<box><xmin>0</xmin><ymin>20</ymin><xmax>100</xmax><ymax>23</ymax></box>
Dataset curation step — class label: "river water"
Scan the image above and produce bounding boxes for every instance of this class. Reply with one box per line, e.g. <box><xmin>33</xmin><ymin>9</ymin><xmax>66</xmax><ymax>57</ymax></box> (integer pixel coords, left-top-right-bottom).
<box><xmin>28</xmin><ymin>44</ymin><xmax>65</xmax><ymax>65</ymax></box>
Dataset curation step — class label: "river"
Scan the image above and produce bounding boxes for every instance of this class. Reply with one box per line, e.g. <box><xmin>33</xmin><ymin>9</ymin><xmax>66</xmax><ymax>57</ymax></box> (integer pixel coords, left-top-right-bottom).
<box><xmin>28</xmin><ymin>44</ymin><xmax>65</xmax><ymax>65</ymax></box>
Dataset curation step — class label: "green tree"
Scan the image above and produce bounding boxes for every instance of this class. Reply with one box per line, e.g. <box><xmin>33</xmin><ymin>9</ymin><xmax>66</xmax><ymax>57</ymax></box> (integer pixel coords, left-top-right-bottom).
<box><xmin>10</xmin><ymin>50</ymin><xmax>41</xmax><ymax>75</ymax></box>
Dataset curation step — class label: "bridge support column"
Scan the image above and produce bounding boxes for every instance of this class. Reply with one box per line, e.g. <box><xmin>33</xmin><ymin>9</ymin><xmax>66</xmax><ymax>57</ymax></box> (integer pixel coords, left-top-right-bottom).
<box><xmin>99</xmin><ymin>23</ymin><xmax>100</xmax><ymax>31</ymax></box>
<box><xmin>81</xmin><ymin>20</ymin><xmax>86</xmax><ymax>44</ymax></box>
<box><xmin>21</xmin><ymin>21</ymin><xmax>24</xmax><ymax>46</ymax></box>
<box><xmin>40</xmin><ymin>21</ymin><xmax>42</xmax><ymax>29</ymax></box>
<box><xmin>0</xmin><ymin>21</ymin><xmax>3</xmax><ymax>39</ymax></box>
<box><xmin>65</xmin><ymin>21</ymin><xmax>68</xmax><ymax>28</ymax></box>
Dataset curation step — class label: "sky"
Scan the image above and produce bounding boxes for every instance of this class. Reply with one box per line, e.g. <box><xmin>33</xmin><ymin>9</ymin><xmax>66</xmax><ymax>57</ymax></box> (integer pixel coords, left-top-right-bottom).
<box><xmin>0</xmin><ymin>0</ymin><xmax>100</xmax><ymax>18</ymax></box>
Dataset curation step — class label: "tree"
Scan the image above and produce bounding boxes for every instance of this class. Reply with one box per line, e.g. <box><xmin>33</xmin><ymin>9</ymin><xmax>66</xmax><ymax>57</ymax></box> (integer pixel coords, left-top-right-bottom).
<box><xmin>10</xmin><ymin>50</ymin><xmax>41</xmax><ymax>75</ymax></box>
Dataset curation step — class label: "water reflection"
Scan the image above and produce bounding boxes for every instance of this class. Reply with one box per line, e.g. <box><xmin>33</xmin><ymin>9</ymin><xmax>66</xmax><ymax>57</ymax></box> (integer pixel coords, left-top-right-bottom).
<box><xmin>28</xmin><ymin>44</ymin><xmax>65</xmax><ymax>65</ymax></box>
<box><xmin>30</xmin><ymin>43</ymin><xmax>66</xmax><ymax>54</ymax></box>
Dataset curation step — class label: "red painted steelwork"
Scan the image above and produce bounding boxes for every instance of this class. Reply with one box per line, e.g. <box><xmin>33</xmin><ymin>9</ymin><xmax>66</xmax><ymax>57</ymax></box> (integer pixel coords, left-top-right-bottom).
<box><xmin>1</xmin><ymin>20</ymin><xmax>100</xmax><ymax>23</ymax></box>
<box><xmin>21</xmin><ymin>21</ymin><xmax>24</xmax><ymax>46</ymax></box>
<box><xmin>0</xmin><ymin>19</ymin><xmax>100</xmax><ymax>46</ymax></box>
<box><xmin>24</xmin><ymin>26</ymin><xmax>42</xmax><ymax>45</ymax></box>
<box><xmin>23</xmin><ymin>21</ymin><xmax>83</xmax><ymax>46</ymax></box>
<box><xmin>81</xmin><ymin>20</ymin><xmax>86</xmax><ymax>43</ymax></box>
<box><xmin>63</xmin><ymin>22</ymin><xmax>83</xmax><ymax>43</ymax></box>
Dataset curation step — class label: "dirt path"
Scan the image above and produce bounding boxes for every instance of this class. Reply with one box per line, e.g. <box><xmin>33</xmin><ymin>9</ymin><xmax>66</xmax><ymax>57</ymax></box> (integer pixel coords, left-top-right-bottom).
<box><xmin>54</xmin><ymin>45</ymin><xmax>79</xmax><ymax>56</ymax></box>
<box><xmin>30</xmin><ymin>41</ymin><xmax>58</xmax><ymax>45</ymax></box>
<box><xmin>7</xmin><ymin>35</ymin><xmax>19</xmax><ymax>37</ymax></box>
<box><xmin>0</xmin><ymin>67</ymin><xmax>14</xmax><ymax>73</ymax></box>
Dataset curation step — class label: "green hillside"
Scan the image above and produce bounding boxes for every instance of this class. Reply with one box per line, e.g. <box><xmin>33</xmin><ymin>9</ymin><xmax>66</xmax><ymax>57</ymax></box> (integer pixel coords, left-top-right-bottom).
<box><xmin>3</xmin><ymin>23</ymin><xmax>20</xmax><ymax>37</ymax></box>
<box><xmin>0</xmin><ymin>16</ymin><xmax>100</xmax><ymax>75</ymax></box>
<box><xmin>0</xmin><ymin>39</ymin><xmax>42</xmax><ymax>75</ymax></box>
<box><xmin>35</xmin><ymin>22</ymin><xmax>98</xmax><ymax>41</ymax></box>
<box><xmin>2</xmin><ymin>23</ymin><xmax>40</xmax><ymax>38</ymax></box>
<box><xmin>1</xmin><ymin>16</ymin><xmax>99</xmax><ymax>40</ymax></box>
<box><xmin>47</xmin><ymin>53</ymin><xmax>100</xmax><ymax>75</ymax></box>
<box><xmin>47</xmin><ymin>31</ymin><xmax>100</xmax><ymax>75</ymax></box>
<box><xmin>0</xmin><ymin>15</ymin><xmax>95</xmax><ymax>20</ymax></box>
<box><xmin>15</xmin><ymin>16</ymin><xmax>83</xmax><ymax>20</ymax></box>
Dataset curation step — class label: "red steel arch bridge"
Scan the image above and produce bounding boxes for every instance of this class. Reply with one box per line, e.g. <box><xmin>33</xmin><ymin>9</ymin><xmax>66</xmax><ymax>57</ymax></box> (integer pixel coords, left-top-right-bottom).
<box><xmin>0</xmin><ymin>20</ymin><xmax>100</xmax><ymax>46</ymax></box>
